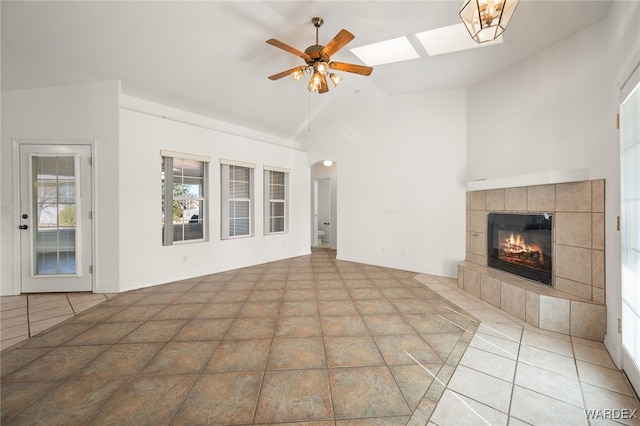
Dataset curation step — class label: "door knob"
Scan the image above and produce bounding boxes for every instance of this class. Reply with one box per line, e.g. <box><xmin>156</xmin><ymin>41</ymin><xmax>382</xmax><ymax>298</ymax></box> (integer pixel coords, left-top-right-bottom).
<box><xmin>19</xmin><ymin>225</ymin><xmax>28</xmax><ymax>230</ymax></box>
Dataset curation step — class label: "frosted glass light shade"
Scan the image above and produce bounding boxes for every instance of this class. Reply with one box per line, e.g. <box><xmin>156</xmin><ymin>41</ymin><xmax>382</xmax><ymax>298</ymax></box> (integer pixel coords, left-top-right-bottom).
<box><xmin>460</xmin><ymin>0</ymin><xmax>519</xmax><ymax>43</ymax></box>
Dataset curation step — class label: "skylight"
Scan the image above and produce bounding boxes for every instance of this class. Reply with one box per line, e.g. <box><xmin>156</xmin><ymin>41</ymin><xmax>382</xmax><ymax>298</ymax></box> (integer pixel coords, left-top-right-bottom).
<box><xmin>416</xmin><ymin>23</ymin><xmax>503</xmax><ymax>56</ymax></box>
<box><xmin>349</xmin><ymin>37</ymin><xmax>420</xmax><ymax>67</ymax></box>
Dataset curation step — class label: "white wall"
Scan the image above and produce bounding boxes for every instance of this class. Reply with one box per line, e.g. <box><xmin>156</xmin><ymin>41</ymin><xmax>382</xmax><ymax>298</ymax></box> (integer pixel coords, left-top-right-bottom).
<box><xmin>119</xmin><ymin>96</ymin><xmax>310</xmax><ymax>291</ymax></box>
<box><xmin>307</xmin><ymin>90</ymin><xmax>468</xmax><ymax>277</ymax></box>
<box><xmin>467</xmin><ymin>1</ymin><xmax>640</xmax><ymax>367</ymax></box>
<box><xmin>1</xmin><ymin>83</ymin><xmax>310</xmax><ymax>295</ymax></box>
<box><xmin>467</xmin><ymin>19</ymin><xmax>607</xmax><ymax>182</ymax></box>
<box><xmin>1</xmin><ymin>81</ymin><xmax>120</xmax><ymax>295</ymax></box>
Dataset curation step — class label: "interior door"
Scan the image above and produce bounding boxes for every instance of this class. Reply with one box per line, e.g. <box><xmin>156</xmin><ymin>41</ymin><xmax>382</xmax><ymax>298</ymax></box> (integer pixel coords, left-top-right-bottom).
<box><xmin>318</xmin><ymin>178</ymin><xmax>331</xmax><ymax>245</ymax></box>
<box><xmin>19</xmin><ymin>144</ymin><xmax>93</xmax><ymax>292</ymax></box>
<box><xmin>313</xmin><ymin>179</ymin><xmax>319</xmax><ymax>247</ymax></box>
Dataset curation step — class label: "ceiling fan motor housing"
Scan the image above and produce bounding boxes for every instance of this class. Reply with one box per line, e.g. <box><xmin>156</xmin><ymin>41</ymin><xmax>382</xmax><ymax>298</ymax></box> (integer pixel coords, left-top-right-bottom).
<box><xmin>304</xmin><ymin>45</ymin><xmax>329</xmax><ymax>64</ymax></box>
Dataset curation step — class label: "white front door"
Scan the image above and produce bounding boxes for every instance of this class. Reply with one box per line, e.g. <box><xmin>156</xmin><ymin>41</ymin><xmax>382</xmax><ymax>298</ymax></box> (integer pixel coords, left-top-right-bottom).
<box><xmin>18</xmin><ymin>144</ymin><xmax>93</xmax><ymax>292</ymax></box>
<box><xmin>620</xmin><ymin>79</ymin><xmax>640</xmax><ymax>394</ymax></box>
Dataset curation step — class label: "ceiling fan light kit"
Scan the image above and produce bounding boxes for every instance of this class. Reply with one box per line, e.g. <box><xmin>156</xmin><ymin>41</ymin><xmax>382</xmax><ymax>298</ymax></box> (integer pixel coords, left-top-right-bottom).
<box><xmin>266</xmin><ymin>17</ymin><xmax>373</xmax><ymax>94</ymax></box>
<box><xmin>459</xmin><ymin>0</ymin><xmax>519</xmax><ymax>43</ymax></box>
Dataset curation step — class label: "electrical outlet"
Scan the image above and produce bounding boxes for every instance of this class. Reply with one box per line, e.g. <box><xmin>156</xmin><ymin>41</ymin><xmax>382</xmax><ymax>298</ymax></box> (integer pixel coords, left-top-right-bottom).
<box><xmin>401</xmin><ymin>249</ymin><xmax>406</xmax><ymax>256</ymax></box>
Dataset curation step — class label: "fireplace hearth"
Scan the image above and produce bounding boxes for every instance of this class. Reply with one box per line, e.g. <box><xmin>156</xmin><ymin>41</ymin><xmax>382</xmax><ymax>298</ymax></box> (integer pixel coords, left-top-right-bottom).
<box><xmin>487</xmin><ymin>213</ymin><xmax>553</xmax><ymax>286</ymax></box>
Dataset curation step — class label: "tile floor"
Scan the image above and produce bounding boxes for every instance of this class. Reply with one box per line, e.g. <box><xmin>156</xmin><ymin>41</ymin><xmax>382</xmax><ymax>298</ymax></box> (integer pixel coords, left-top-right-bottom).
<box><xmin>1</xmin><ymin>292</ymin><xmax>113</xmax><ymax>350</ymax></box>
<box><xmin>1</xmin><ymin>248</ymin><xmax>638</xmax><ymax>425</ymax></box>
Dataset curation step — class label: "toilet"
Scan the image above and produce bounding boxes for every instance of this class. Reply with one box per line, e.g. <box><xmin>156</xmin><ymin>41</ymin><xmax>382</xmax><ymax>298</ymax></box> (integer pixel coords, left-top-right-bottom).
<box><xmin>317</xmin><ymin>230</ymin><xmax>325</xmax><ymax>244</ymax></box>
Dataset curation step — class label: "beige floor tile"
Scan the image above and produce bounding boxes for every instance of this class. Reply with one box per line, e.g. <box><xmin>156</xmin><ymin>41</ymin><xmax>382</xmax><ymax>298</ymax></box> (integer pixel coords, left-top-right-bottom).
<box><xmin>1</xmin><ymin>323</ymin><xmax>30</xmax><ymax>340</ymax></box>
<box><xmin>521</xmin><ymin>329</ymin><xmax>574</xmax><ymax>357</ymax></box>
<box><xmin>1</xmin><ymin>335</ymin><xmax>29</xmax><ymax>351</ymax></box>
<box><xmin>577</xmin><ymin>361</ymin><xmax>636</xmax><ymax>397</ymax></box>
<box><xmin>475</xmin><ymin>322</ymin><xmax>523</xmax><ymax>342</ymax></box>
<box><xmin>1</xmin><ymin>301</ymin><xmax>27</xmax><ymax>314</ymax></box>
<box><xmin>460</xmin><ymin>346</ymin><xmax>516</xmax><ymax>382</ymax></box>
<box><xmin>0</xmin><ymin>295</ymin><xmax>28</xmax><ymax>306</ymax></box>
<box><xmin>571</xmin><ymin>335</ymin><xmax>606</xmax><ymax>349</ymax></box>
<box><xmin>28</xmin><ymin>306</ymin><xmax>74</xmax><ymax>323</ymax></box>
<box><xmin>447</xmin><ymin>365</ymin><xmax>513</xmax><ymax>413</ymax></box>
<box><xmin>30</xmin><ymin>314</ymin><xmax>74</xmax><ymax>335</ymax></box>
<box><xmin>522</xmin><ymin>324</ymin><xmax>572</xmax><ymax>341</ymax></box>
<box><xmin>572</xmin><ymin>342</ymin><xmax>617</xmax><ymax>369</ymax></box>
<box><xmin>469</xmin><ymin>332</ymin><xmax>520</xmax><ymax>360</ymax></box>
<box><xmin>450</xmin><ymin>299</ymin><xmax>493</xmax><ymax>311</ymax></box>
<box><xmin>510</xmin><ymin>386</ymin><xmax>588</xmax><ymax>426</ymax></box>
<box><xmin>518</xmin><ymin>344</ymin><xmax>578</xmax><ymax>378</ymax></box>
<box><xmin>508</xmin><ymin>417</ymin><xmax>533</xmax><ymax>426</ymax></box>
<box><xmin>66</xmin><ymin>293</ymin><xmax>107</xmax><ymax>305</ymax></box>
<box><xmin>515</xmin><ymin>362</ymin><xmax>584</xmax><ymax>407</ymax></box>
<box><xmin>430</xmin><ymin>389</ymin><xmax>508</xmax><ymax>426</ymax></box>
<box><xmin>581</xmin><ymin>382</ymin><xmax>640</xmax><ymax>426</ymax></box>
<box><xmin>27</xmin><ymin>297</ymin><xmax>70</xmax><ymax>313</ymax></box>
<box><xmin>1</xmin><ymin>314</ymin><xmax>28</xmax><ymax>329</ymax></box>
<box><xmin>465</xmin><ymin>309</ymin><xmax>517</xmax><ymax>323</ymax></box>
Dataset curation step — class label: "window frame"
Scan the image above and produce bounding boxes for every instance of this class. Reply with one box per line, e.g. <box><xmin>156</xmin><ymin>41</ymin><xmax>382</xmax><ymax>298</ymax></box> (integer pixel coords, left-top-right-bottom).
<box><xmin>264</xmin><ymin>166</ymin><xmax>290</xmax><ymax>235</ymax></box>
<box><xmin>220</xmin><ymin>159</ymin><xmax>255</xmax><ymax>240</ymax></box>
<box><xmin>161</xmin><ymin>150</ymin><xmax>210</xmax><ymax>246</ymax></box>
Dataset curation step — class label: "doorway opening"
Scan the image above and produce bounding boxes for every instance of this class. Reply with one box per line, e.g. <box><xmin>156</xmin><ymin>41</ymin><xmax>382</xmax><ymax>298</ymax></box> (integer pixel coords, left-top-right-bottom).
<box><xmin>311</xmin><ymin>161</ymin><xmax>336</xmax><ymax>250</ymax></box>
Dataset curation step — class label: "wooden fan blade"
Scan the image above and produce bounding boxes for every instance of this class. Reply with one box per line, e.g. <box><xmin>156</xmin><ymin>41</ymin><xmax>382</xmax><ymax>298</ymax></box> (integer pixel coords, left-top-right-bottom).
<box><xmin>321</xmin><ymin>29</ymin><xmax>355</xmax><ymax>58</ymax></box>
<box><xmin>319</xmin><ymin>74</ymin><xmax>329</xmax><ymax>93</ymax></box>
<box><xmin>266</xmin><ymin>38</ymin><xmax>310</xmax><ymax>60</ymax></box>
<box><xmin>268</xmin><ymin>66</ymin><xmax>306</xmax><ymax>81</ymax></box>
<box><xmin>329</xmin><ymin>61</ymin><xmax>373</xmax><ymax>76</ymax></box>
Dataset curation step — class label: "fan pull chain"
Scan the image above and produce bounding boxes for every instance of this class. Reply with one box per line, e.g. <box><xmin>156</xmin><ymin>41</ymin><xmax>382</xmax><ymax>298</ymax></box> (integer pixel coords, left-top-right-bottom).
<box><xmin>308</xmin><ymin>91</ymin><xmax>311</xmax><ymax>132</ymax></box>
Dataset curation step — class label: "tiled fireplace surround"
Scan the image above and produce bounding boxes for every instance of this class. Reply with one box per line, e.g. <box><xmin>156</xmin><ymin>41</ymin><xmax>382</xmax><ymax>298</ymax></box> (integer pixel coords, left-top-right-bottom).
<box><xmin>458</xmin><ymin>179</ymin><xmax>606</xmax><ymax>341</ymax></box>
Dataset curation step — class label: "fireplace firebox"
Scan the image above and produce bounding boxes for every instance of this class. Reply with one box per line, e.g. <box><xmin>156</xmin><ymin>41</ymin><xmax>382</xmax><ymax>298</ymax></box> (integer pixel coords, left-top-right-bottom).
<box><xmin>487</xmin><ymin>213</ymin><xmax>553</xmax><ymax>286</ymax></box>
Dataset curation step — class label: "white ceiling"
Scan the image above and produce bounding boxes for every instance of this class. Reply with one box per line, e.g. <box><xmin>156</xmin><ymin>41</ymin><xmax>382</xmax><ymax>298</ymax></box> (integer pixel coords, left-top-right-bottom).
<box><xmin>1</xmin><ymin>1</ymin><xmax>612</xmax><ymax>144</ymax></box>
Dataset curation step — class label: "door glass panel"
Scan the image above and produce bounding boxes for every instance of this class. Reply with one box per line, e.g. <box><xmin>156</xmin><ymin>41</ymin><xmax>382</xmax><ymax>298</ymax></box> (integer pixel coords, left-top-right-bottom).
<box><xmin>32</xmin><ymin>156</ymin><xmax>77</xmax><ymax>275</ymax></box>
<box><xmin>621</xmin><ymin>81</ymin><xmax>640</xmax><ymax>374</ymax></box>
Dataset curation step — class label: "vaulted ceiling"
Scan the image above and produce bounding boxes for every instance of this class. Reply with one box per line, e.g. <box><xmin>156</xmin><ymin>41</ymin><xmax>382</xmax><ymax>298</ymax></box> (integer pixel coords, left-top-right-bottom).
<box><xmin>1</xmin><ymin>1</ymin><xmax>612</xmax><ymax>145</ymax></box>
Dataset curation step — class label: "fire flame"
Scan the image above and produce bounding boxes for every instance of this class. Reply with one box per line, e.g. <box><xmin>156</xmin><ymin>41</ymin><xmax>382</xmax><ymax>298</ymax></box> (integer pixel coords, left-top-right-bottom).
<box><xmin>500</xmin><ymin>233</ymin><xmax>544</xmax><ymax>263</ymax></box>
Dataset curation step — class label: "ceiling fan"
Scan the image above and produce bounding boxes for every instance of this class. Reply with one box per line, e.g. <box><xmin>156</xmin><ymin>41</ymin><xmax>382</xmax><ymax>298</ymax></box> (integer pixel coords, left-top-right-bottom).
<box><xmin>266</xmin><ymin>17</ymin><xmax>373</xmax><ymax>94</ymax></box>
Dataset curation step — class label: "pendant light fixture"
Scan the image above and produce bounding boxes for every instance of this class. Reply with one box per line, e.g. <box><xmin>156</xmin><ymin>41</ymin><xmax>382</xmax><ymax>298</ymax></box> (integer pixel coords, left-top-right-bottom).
<box><xmin>459</xmin><ymin>0</ymin><xmax>519</xmax><ymax>43</ymax></box>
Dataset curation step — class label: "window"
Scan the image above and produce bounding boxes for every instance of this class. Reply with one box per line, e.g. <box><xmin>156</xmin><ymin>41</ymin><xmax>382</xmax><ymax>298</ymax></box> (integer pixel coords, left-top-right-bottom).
<box><xmin>264</xmin><ymin>166</ymin><xmax>289</xmax><ymax>234</ymax></box>
<box><xmin>161</xmin><ymin>151</ymin><xmax>209</xmax><ymax>245</ymax></box>
<box><xmin>221</xmin><ymin>159</ymin><xmax>255</xmax><ymax>239</ymax></box>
